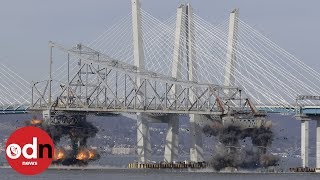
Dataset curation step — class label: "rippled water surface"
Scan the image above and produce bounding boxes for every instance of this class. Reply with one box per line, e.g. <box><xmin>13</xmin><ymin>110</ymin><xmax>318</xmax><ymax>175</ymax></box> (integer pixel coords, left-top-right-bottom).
<box><xmin>1</xmin><ymin>167</ymin><xmax>320</xmax><ymax>180</ymax></box>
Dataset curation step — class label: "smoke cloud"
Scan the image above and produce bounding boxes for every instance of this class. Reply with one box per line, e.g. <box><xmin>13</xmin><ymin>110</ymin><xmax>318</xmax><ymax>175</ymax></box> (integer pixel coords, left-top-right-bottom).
<box><xmin>203</xmin><ymin>120</ymin><xmax>279</xmax><ymax>171</ymax></box>
<box><xmin>26</xmin><ymin>115</ymin><xmax>100</xmax><ymax>166</ymax></box>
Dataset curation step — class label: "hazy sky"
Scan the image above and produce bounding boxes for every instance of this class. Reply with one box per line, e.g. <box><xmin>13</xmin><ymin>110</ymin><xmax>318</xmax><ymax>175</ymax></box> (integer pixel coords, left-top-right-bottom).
<box><xmin>0</xmin><ymin>0</ymin><xmax>319</xmax><ymax>82</ymax></box>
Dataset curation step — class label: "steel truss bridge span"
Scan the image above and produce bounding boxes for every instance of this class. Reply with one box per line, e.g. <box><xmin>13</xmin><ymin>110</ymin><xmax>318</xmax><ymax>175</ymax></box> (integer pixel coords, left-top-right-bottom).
<box><xmin>30</xmin><ymin>42</ymin><xmax>257</xmax><ymax>116</ymax></box>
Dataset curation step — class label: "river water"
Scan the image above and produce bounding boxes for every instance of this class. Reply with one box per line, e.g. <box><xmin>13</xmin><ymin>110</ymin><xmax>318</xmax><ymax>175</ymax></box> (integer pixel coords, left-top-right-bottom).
<box><xmin>0</xmin><ymin>155</ymin><xmax>319</xmax><ymax>180</ymax></box>
<box><xmin>1</xmin><ymin>167</ymin><xmax>320</xmax><ymax>180</ymax></box>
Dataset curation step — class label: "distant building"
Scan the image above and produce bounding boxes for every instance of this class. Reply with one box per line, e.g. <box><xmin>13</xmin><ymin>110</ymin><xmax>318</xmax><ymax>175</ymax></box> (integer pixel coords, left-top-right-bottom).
<box><xmin>111</xmin><ymin>147</ymin><xmax>135</xmax><ymax>155</ymax></box>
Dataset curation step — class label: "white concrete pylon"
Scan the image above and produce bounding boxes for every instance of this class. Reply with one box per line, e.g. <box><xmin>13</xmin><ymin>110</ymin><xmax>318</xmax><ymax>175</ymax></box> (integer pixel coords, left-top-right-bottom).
<box><xmin>132</xmin><ymin>0</ymin><xmax>144</xmax><ymax>71</ymax></box>
<box><xmin>224</xmin><ymin>9</ymin><xmax>239</xmax><ymax>89</ymax></box>
<box><xmin>186</xmin><ymin>4</ymin><xmax>197</xmax><ymax>82</ymax></box>
<box><xmin>301</xmin><ymin>119</ymin><xmax>309</xmax><ymax>167</ymax></box>
<box><xmin>131</xmin><ymin>0</ymin><xmax>146</xmax><ymax>104</ymax></box>
<box><xmin>184</xmin><ymin>4</ymin><xmax>204</xmax><ymax>163</ymax></box>
<box><xmin>171</xmin><ymin>5</ymin><xmax>185</xmax><ymax>115</ymax></box>
<box><xmin>132</xmin><ymin>0</ymin><xmax>150</xmax><ymax>163</ymax></box>
<box><xmin>171</xmin><ymin>5</ymin><xmax>186</xmax><ymax>96</ymax></box>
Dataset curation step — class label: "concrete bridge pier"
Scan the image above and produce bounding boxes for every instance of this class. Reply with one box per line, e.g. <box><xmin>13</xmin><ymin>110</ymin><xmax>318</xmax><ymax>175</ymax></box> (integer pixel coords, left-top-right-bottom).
<box><xmin>136</xmin><ymin>113</ymin><xmax>180</xmax><ymax>163</ymax></box>
<box><xmin>137</xmin><ymin>113</ymin><xmax>152</xmax><ymax>163</ymax></box>
<box><xmin>300</xmin><ymin>118</ymin><xmax>309</xmax><ymax>168</ymax></box>
<box><xmin>189</xmin><ymin>114</ymin><xmax>204</xmax><ymax>162</ymax></box>
<box><xmin>296</xmin><ymin>113</ymin><xmax>320</xmax><ymax>171</ymax></box>
<box><xmin>164</xmin><ymin>115</ymin><xmax>179</xmax><ymax>163</ymax></box>
<box><xmin>317</xmin><ymin>119</ymin><xmax>320</xmax><ymax>172</ymax></box>
<box><xmin>42</xmin><ymin>109</ymin><xmax>51</xmax><ymax>122</ymax></box>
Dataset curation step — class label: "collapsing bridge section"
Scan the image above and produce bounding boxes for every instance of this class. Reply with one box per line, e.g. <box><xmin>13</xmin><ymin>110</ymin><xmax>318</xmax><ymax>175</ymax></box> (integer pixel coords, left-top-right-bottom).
<box><xmin>30</xmin><ymin>43</ymin><xmax>249</xmax><ymax>115</ymax></box>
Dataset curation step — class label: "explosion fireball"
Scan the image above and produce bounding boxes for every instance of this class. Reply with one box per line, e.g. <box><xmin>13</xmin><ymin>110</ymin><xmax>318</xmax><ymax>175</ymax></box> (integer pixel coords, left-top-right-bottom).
<box><xmin>54</xmin><ymin>148</ymin><xmax>66</xmax><ymax>161</ymax></box>
<box><xmin>26</xmin><ymin>114</ymin><xmax>100</xmax><ymax>166</ymax></box>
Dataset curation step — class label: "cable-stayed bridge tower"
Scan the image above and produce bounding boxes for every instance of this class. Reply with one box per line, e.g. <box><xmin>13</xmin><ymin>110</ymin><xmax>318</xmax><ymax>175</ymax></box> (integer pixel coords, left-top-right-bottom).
<box><xmin>171</xmin><ymin>3</ymin><xmax>204</xmax><ymax>163</ymax></box>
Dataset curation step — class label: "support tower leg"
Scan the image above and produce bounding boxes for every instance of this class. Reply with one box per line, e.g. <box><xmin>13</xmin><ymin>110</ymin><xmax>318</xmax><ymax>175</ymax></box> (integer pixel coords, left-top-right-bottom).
<box><xmin>164</xmin><ymin>115</ymin><xmax>179</xmax><ymax>163</ymax></box>
<box><xmin>132</xmin><ymin>0</ymin><xmax>149</xmax><ymax>163</ymax></box>
<box><xmin>136</xmin><ymin>113</ymin><xmax>151</xmax><ymax>163</ymax></box>
<box><xmin>190</xmin><ymin>114</ymin><xmax>204</xmax><ymax>162</ymax></box>
<box><xmin>316</xmin><ymin>120</ymin><xmax>320</xmax><ymax>172</ymax></box>
<box><xmin>301</xmin><ymin>120</ymin><xmax>309</xmax><ymax>168</ymax></box>
<box><xmin>42</xmin><ymin>109</ymin><xmax>51</xmax><ymax>122</ymax></box>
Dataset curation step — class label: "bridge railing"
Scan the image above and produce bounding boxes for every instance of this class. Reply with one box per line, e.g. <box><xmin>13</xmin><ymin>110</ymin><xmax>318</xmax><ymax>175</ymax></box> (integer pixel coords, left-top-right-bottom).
<box><xmin>0</xmin><ymin>104</ymin><xmax>29</xmax><ymax>114</ymax></box>
<box><xmin>295</xmin><ymin>95</ymin><xmax>320</xmax><ymax>116</ymax></box>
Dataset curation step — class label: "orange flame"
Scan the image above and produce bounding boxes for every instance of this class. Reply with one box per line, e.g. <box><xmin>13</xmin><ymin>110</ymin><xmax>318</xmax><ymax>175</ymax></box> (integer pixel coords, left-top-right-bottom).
<box><xmin>76</xmin><ymin>150</ymin><xmax>89</xmax><ymax>161</ymax></box>
<box><xmin>76</xmin><ymin>148</ymin><xmax>97</xmax><ymax>161</ymax></box>
<box><xmin>29</xmin><ymin>116</ymin><xmax>43</xmax><ymax>125</ymax></box>
<box><xmin>30</xmin><ymin>119</ymin><xmax>43</xmax><ymax>125</ymax></box>
<box><xmin>88</xmin><ymin>150</ymin><xmax>96</xmax><ymax>160</ymax></box>
<box><xmin>54</xmin><ymin>148</ymin><xmax>66</xmax><ymax>161</ymax></box>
